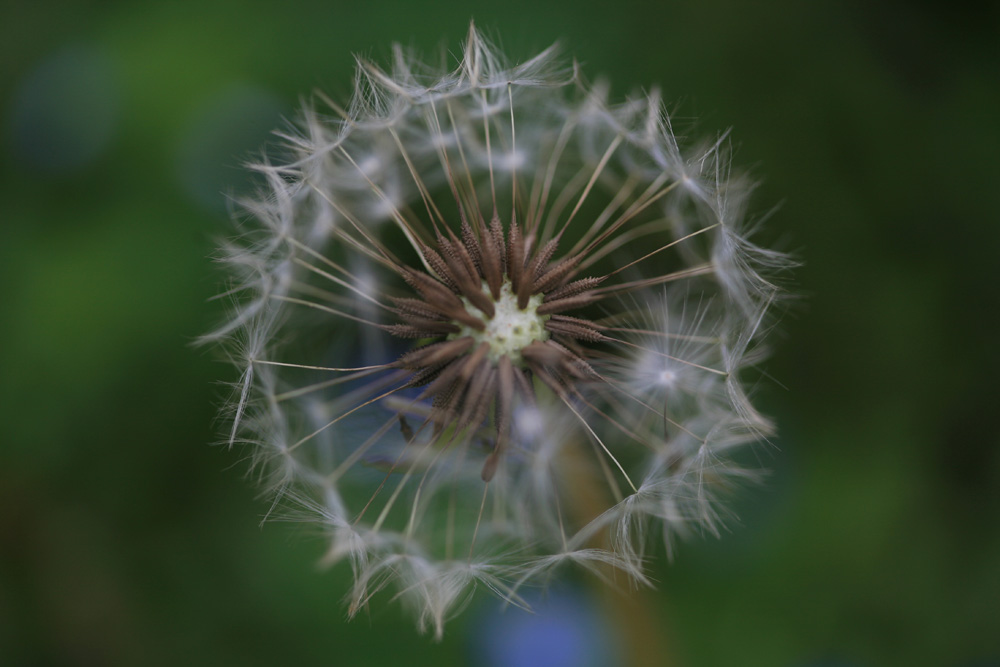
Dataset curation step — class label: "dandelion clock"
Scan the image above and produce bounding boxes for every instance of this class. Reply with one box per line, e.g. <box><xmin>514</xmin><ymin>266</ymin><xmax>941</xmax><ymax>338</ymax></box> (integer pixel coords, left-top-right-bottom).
<box><xmin>206</xmin><ymin>24</ymin><xmax>789</xmax><ymax>638</ymax></box>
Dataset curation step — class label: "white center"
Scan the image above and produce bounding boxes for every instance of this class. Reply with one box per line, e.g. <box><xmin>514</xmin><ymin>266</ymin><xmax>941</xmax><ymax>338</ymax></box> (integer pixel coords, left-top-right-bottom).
<box><xmin>455</xmin><ymin>280</ymin><xmax>549</xmax><ymax>364</ymax></box>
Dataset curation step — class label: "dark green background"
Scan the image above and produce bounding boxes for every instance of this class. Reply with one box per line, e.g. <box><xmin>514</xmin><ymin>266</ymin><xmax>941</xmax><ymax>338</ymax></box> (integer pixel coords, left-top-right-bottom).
<box><xmin>2</xmin><ymin>1</ymin><xmax>998</xmax><ymax>665</ymax></box>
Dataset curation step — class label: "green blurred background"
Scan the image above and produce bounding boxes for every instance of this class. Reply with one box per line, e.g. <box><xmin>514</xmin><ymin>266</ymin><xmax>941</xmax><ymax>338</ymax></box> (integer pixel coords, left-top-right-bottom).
<box><xmin>2</xmin><ymin>1</ymin><xmax>998</xmax><ymax>665</ymax></box>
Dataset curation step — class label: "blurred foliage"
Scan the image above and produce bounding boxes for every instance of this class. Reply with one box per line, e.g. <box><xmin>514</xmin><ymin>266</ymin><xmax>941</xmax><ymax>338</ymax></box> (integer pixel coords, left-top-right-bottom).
<box><xmin>1</xmin><ymin>0</ymin><xmax>998</xmax><ymax>665</ymax></box>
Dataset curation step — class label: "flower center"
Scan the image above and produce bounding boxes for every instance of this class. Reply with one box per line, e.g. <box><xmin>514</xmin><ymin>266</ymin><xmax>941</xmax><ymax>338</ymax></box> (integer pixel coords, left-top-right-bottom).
<box><xmin>452</xmin><ymin>280</ymin><xmax>549</xmax><ymax>365</ymax></box>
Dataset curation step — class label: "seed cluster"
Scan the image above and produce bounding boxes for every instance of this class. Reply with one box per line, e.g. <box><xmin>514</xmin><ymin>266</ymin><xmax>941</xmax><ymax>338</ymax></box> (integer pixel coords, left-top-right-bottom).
<box><xmin>454</xmin><ymin>281</ymin><xmax>548</xmax><ymax>366</ymax></box>
<box><xmin>209</xmin><ymin>24</ymin><xmax>787</xmax><ymax>638</ymax></box>
<box><xmin>387</xmin><ymin>213</ymin><xmax>609</xmax><ymax>480</ymax></box>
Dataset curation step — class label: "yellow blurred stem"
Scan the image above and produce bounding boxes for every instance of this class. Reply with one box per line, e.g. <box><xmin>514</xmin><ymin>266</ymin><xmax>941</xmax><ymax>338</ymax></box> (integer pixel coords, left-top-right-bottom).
<box><xmin>560</xmin><ymin>432</ymin><xmax>680</xmax><ymax>667</ymax></box>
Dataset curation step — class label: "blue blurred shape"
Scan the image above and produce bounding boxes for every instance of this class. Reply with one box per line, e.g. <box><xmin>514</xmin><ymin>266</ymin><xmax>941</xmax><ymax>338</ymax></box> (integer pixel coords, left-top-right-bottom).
<box><xmin>7</xmin><ymin>44</ymin><xmax>118</xmax><ymax>171</ymax></box>
<box><xmin>474</xmin><ymin>588</ymin><xmax>615</xmax><ymax>667</ymax></box>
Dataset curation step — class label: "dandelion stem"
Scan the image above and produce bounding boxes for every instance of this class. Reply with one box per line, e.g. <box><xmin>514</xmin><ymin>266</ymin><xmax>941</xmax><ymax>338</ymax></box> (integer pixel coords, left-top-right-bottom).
<box><xmin>560</xmin><ymin>395</ymin><xmax>637</xmax><ymax>494</ymax></box>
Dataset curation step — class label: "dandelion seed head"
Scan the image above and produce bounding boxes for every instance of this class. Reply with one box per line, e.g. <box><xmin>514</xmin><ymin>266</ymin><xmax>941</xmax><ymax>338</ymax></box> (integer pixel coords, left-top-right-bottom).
<box><xmin>207</xmin><ymin>22</ymin><xmax>790</xmax><ymax>636</ymax></box>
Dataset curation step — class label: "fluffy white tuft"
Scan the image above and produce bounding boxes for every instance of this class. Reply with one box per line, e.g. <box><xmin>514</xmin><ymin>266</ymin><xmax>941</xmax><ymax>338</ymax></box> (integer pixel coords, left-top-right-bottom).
<box><xmin>207</xmin><ymin>22</ymin><xmax>790</xmax><ymax>636</ymax></box>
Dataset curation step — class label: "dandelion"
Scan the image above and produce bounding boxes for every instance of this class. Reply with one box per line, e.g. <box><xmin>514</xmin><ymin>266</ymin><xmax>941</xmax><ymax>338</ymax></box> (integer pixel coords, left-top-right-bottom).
<box><xmin>206</xmin><ymin>24</ymin><xmax>788</xmax><ymax>638</ymax></box>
